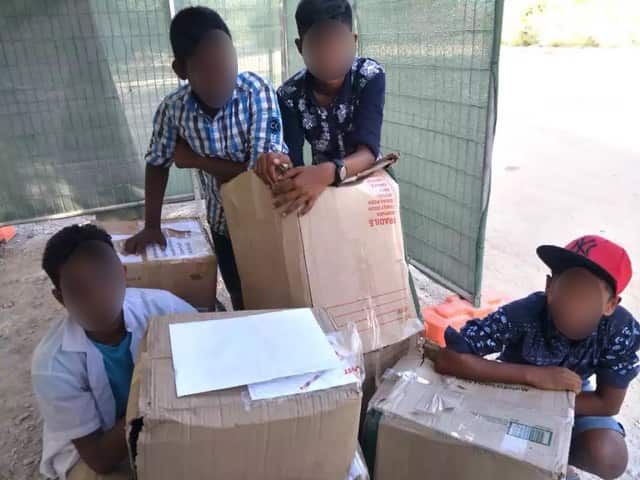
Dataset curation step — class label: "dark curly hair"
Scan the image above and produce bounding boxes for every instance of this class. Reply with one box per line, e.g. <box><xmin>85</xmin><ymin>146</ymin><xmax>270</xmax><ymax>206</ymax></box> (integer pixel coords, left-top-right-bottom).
<box><xmin>170</xmin><ymin>6</ymin><xmax>231</xmax><ymax>63</ymax></box>
<box><xmin>42</xmin><ymin>224</ymin><xmax>114</xmax><ymax>289</ymax></box>
<box><xmin>295</xmin><ymin>0</ymin><xmax>353</xmax><ymax>37</ymax></box>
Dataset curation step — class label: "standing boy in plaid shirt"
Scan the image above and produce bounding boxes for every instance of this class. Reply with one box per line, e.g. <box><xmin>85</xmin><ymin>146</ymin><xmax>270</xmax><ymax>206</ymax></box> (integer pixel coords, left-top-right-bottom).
<box><xmin>125</xmin><ymin>6</ymin><xmax>288</xmax><ymax>310</ymax></box>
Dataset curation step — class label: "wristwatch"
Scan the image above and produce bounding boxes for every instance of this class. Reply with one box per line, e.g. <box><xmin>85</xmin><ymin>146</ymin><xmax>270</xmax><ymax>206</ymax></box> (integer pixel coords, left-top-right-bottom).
<box><xmin>332</xmin><ymin>159</ymin><xmax>347</xmax><ymax>186</ymax></box>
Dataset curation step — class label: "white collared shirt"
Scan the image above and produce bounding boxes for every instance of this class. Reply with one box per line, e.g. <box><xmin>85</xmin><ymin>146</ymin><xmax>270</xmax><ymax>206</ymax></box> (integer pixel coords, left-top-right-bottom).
<box><xmin>32</xmin><ymin>288</ymin><xmax>196</xmax><ymax>479</ymax></box>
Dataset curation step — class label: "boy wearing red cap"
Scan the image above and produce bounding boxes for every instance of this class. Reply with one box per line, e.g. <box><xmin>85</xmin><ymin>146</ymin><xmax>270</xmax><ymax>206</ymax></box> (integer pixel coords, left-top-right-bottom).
<box><xmin>436</xmin><ymin>235</ymin><xmax>639</xmax><ymax>480</ymax></box>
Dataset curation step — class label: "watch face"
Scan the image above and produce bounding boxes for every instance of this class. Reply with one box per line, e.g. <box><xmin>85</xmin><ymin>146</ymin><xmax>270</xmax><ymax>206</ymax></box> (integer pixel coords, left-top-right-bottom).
<box><xmin>339</xmin><ymin>165</ymin><xmax>347</xmax><ymax>181</ymax></box>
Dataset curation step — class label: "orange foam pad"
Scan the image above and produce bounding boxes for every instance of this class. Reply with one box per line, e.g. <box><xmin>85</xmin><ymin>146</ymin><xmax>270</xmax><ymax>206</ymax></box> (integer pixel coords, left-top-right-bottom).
<box><xmin>423</xmin><ymin>292</ymin><xmax>510</xmax><ymax>347</ymax></box>
<box><xmin>422</xmin><ymin>308</ymin><xmax>470</xmax><ymax>347</ymax></box>
<box><xmin>0</xmin><ymin>226</ymin><xmax>16</xmax><ymax>242</ymax></box>
<box><xmin>434</xmin><ymin>298</ymin><xmax>470</xmax><ymax>318</ymax></box>
<box><xmin>437</xmin><ymin>292</ymin><xmax>509</xmax><ymax>318</ymax></box>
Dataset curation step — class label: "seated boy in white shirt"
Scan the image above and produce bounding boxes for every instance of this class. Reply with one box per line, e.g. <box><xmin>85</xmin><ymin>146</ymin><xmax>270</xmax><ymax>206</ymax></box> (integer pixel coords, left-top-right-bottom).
<box><xmin>32</xmin><ymin>224</ymin><xmax>196</xmax><ymax>479</ymax></box>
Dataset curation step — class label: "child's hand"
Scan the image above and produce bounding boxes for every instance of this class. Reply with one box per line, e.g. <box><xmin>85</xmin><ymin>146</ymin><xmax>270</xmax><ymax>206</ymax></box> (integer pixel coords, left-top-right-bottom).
<box><xmin>272</xmin><ymin>163</ymin><xmax>334</xmax><ymax>216</ymax></box>
<box><xmin>255</xmin><ymin>152</ymin><xmax>292</xmax><ymax>186</ymax></box>
<box><xmin>124</xmin><ymin>227</ymin><xmax>166</xmax><ymax>255</ymax></box>
<box><xmin>525</xmin><ymin>366</ymin><xmax>582</xmax><ymax>393</ymax></box>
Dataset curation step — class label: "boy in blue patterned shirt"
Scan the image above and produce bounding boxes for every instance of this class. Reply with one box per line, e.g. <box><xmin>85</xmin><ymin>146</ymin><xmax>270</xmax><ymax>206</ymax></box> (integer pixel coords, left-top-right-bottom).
<box><xmin>125</xmin><ymin>7</ymin><xmax>287</xmax><ymax>310</ymax></box>
<box><xmin>255</xmin><ymin>0</ymin><xmax>385</xmax><ymax>216</ymax></box>
<box><xmin>436</xmin><ymin>235</ymin><xmax>639</xmax><ymax>480</ymax></box>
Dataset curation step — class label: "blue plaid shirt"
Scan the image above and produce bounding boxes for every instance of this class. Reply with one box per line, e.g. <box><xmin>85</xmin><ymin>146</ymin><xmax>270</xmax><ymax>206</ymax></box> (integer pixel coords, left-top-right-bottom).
<box><xmin>145</xmin><ymin>72</ymin><xmax>287</xmax><ymax>235</ymax></box>
<box><xmin>446</xmin><ymin>293</ymin><xmax>640</xmax><ymax>389</ymax></box>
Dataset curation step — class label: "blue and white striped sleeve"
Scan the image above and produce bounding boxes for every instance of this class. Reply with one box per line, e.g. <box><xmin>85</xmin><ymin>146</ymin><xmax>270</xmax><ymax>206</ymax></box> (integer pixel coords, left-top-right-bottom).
<box><xmin>145</xmin><ymin>99</ymin><xmax>178</xmax><ymax>168</ymax></box>
<box><xmin>244</xmin><ymin>73</ymin><xmax>288</xmax><ymax>168</ymax></box>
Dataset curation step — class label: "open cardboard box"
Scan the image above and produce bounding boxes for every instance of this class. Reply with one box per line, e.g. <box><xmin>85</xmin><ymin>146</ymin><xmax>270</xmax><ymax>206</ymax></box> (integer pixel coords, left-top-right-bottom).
<box><xmin>99</xmin><ymin>218</ymin><xmax>217</xmax><ymax>310</ymax></box>
<box><xmin>126</xmin><ymin>309</ymin><xmax>363</xmax><ymax>480</ymax></box>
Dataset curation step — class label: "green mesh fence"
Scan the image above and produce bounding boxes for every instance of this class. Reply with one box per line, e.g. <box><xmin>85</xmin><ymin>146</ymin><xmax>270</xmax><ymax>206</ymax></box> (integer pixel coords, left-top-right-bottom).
<box><xmin>356</xmin><ymin>0</ymin><xmax>502</xmax><ymax>303</ymax></box>
<box><xmin>0</xmin><ymin>0</ymin><xmax>193</xmax><ymax>224</ymax></box>
<box><xmin>176</xmin><ymin>0</ymin><xmax>284</xmax><ymax>84</ymax></box>
<box><xmin>0</xmin><ymin>0</ymin><xmax>502</xmax><ymax>302</ymax></box>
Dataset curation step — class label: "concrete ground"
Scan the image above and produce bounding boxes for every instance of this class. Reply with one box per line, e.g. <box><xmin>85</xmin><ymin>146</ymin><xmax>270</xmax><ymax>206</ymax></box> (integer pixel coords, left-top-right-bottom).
<box><xmin>484</xmin><ymin>47</ymin><xmax>640</xmax><ymax>479</ymax></box>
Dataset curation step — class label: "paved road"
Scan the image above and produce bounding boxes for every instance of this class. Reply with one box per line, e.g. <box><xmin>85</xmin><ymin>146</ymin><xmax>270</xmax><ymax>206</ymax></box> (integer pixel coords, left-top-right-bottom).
<box><xmin>483</xmin><ymin>48</ymin><xmax>640</xmax><ymax>479</ymax></box>
<box><xmin>484</xmin><ymin>48</ymin><xmax>640</xmax><ymax>314</ymax></box>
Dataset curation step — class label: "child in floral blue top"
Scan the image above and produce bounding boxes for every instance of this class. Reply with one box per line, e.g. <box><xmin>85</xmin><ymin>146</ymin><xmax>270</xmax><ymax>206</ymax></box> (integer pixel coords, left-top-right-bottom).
<box><xmin>278</xmin><ymin>56</ymin><xmax>384</xmax><ymax>169</ymax></box>
<box><xmin>255</xmin><ymin>0</ymin><xmax>385</xmax><ymax>216</ymax></box>
<box><xmin>437</xmin><ymin>235</ymin><xmax>639</xmax><ymax>480</ymax></box>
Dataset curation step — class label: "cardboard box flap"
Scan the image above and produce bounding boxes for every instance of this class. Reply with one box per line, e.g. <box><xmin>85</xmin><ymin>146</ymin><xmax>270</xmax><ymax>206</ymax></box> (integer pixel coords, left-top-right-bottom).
<box><xmin>102</xmin><ymin>221</ymin><xmax>141</xmax><ymax>235</ymax></box>
<box><xmin>370</xmin><ymin>354</ymin><xmax>574</xmax><ymax>477</ymax></box>
<box><xmin>222</xmin><ymin>171</ymin><xmax>422</xmax><ymax>354</ymax></box>
<box><xmin>372</xmin><ymin>354</ymin><xmax>574</xmax><ymax>417</ymax></box>
<box><xmin>222</xmin><ymin>173</ymin><xmax>312</xmax><ymax>307</ymax></box>
<box><xmin>299</xmin><ymin>172</ymin><xmax>420</xmax><ymax>351</ymax></box>
<box><xmin>341</xmin><ymin>153</ymin><xmax>398</xmax><ymax>186</ymax></box>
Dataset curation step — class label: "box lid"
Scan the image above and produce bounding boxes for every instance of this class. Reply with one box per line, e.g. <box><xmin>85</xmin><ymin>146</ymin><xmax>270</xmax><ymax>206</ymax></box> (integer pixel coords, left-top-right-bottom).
<box><xmin>101</xmin><ymin>218</ymin><xmax>214</xmax><ymax>264</ymax></box>
<box><xmin>369</xmin><ymin>354</ymin><xmax>575</xmax><ymax>476</ymax></box>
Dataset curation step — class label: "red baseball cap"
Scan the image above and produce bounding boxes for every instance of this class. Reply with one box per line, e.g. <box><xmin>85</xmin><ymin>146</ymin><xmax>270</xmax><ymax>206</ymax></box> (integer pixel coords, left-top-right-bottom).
<box><xmin>537</xmin><ymin>235</ymin><xmax>632</xmax><ymax>296</ymax></box>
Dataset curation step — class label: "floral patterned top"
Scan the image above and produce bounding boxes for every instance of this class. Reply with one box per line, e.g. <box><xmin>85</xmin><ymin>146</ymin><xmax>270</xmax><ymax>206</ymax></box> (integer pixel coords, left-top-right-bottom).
<box><xmin>277</xmin><ymin>57</ymin><xmax>385</xmax><ymax>166</ymax></box>
<box><xmin>445</xmin><ymin>292</ymin><xmax>640</xmax><ymax>389</ymax></box>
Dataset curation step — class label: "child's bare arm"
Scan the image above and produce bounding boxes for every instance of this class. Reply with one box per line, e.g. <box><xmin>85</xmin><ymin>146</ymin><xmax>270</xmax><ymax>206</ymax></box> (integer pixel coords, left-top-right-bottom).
<box><xmin>576</xmin><ymin>382</ymin><xmax>626</xmax><ymax>416</ymax></box>
<box><xmin>143</xmin><ymin>163</ymin><xmax>169</xmax><ymax>230</ymax></box>
<box><xmin>435</xmin><ymin>348</ymin><xmax>582</xmax><ymax>393</ymax></box>
<box><xmin>343</xmin><ymin>145</ymin><xmax>376</xmax><ymax>177</ymax></box>
<box><xmin>125</xmin><ymin>97</ymin><xmax>179</xmax><ymax>254</ymax></box>
<box><xmin>124</xmin><ymin>164</ymin><xmax>169</xmax><ymax>254</ymax></box>
<box><xmin>173</xmin><ymin>140</ymin><xmax>246</xmax><ymax>183</ymax></box>
<box><xmin>72</xmin><ymin>418</ymin><xmax>128</xmax><ymax>474</ymax></box>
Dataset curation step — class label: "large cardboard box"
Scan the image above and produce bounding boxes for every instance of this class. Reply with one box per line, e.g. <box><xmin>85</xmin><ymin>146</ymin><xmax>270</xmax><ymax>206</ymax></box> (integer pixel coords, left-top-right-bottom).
<box><xmin>126</xmin><ymin>309</ymin><xmax>363</xmax><ymax>480</ymax></box>
<box><xmin>101</xmin><ymin>218</ymin><xmax>217</xmax><ymax>310</ymax></box>
<box><xmin>221</xmin><ymin>169</ymin><xmax>422</xmax><ymax>355</ymax></box>
<box><xmin>361</xmin><ymin>354</ymin><xmax>575</xmax><ymax>480</ymax></box>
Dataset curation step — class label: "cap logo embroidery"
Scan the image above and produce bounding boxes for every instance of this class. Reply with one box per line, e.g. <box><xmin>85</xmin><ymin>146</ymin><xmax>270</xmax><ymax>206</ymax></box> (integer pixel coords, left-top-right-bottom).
<box><xmin>569</xmin><ymin>237</ymin><xmax>597</xmax><ymax>257</ymax></box>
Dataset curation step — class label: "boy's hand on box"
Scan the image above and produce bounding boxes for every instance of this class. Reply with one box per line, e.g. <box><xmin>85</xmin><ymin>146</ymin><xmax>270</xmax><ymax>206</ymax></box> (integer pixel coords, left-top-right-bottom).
<box><xmin>525</xmin><ymin>366</ymin><xmax>582</xmax><ymax>394</ymax></box>
<box><xmin>272</xmin><ymin>164</ymin><xmax>334</xmax><ymax>216</ymax></box>
<box><xmin>255</xmin><ymin>152</ymin><xmax>292</xmax><ymax>186</ymax></box>
<box><xmin>123</xmin><ymin>228</ymin><xmax>166</xmax><ymax>255</ymax></box>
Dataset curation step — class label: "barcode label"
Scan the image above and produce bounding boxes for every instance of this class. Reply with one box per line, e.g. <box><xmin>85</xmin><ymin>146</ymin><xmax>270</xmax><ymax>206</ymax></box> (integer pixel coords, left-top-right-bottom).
<box><xmin>507</xmin><ymin>422</ymin><xmax>553</xmax><ymax>446</ymax></box>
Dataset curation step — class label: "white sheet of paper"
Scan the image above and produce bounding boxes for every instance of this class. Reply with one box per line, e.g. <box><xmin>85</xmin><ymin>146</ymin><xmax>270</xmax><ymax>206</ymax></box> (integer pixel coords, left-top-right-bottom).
<box><xmin>247</xmin><ymin>353</ymin><xmax>359</xmax><ymax>400</ymax></box>
<box><xmin>146</xmin><ymin>236</ymin><xmax>195</xmax><ymax>260</ymax></box>
<box><xmin>109</xmin><ymin>220</ymin><xmax>202</xmax><ymax>264</ymax></box>
<box><xmin>118</xmin><ymin>252</ymin><xmax>144</xmax><ymax>264</ymax></box>
<box><xmin>169</xmin><ymin>309</ymin><xmax>341</xmax><ymax>397</ymax></box>
<box><xmin>163</xmin><ymin>219</ymin><xmax>201</xmax><ymax>233</ymax></box>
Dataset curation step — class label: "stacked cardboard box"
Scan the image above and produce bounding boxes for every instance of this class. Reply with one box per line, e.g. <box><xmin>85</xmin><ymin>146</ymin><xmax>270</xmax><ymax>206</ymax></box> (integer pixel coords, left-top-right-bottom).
<box><xmin>126</xmin><ymin>309</ymin><xmax>363</xmax><ymax>480</ymax></box>
<box><xmin>221</xmin><ymin>168</ymin><xmax>422</xmax><ymax>415</ymax></box>
<box><xmin>362</xmin><ymin>353</ymin><xmax>575</xmax><ymax>480</ymax></box>
<box><xmin>100</xmin><ymin>218</ymin><xmax>217</xmax><ymax>310</ymax></box>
